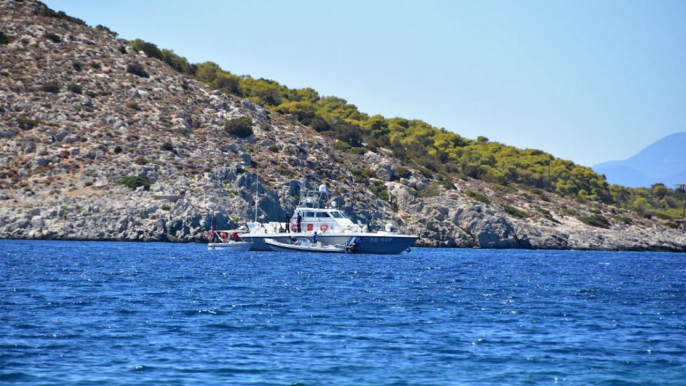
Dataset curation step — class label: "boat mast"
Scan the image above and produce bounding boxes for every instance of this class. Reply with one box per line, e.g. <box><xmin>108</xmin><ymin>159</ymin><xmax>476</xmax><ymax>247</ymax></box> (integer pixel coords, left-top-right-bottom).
<box><xmin>254</xmin><ymin>176</ymin><xmax>258</xmax><ymax>223</ymax></box>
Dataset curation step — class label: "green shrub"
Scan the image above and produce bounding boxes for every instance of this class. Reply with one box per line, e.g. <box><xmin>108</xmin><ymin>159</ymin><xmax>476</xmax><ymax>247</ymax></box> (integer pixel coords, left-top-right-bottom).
<box><xmin>94</xmin><ymin>24</ymin><xmax>118</xmax><ymax>37</ymax></box>
<box><xmin>44</xmin><ymin>32</ymin><xmax>60</xmax><ymax>43</ymax></box>
<box><xmin>333</xmin><ymin>141</ymin><xmax>351</xmax><ymax>152</ymax></box>
<box><xmin>0</xmin><ymin>31</ymin><xmax>10</xmax><ymax>45</ymax></box>
<box><xmin>396</xmin><ymin>166</ymin><xmax>412</xmax><ymax>180</ymax></box>
<box><xmin>126</xmin><ymin>102</ymin><xmax>141</xmax><ymax>111</ymax></box>
<box><xmin>129</xmin><ymin>39</ymin><xmax>162</xmax><ymax>60</ymax></box>
<box><xmin>41</xmin><ymin>81</ymin><xmax>60</xmax><ymax>93</ymax></box>
<box><xmin>653</xmin><ymin>211</ymin><xmax>676</xmax><ymax>220</ymax></box>
<box><xmin>160</xmin><ymin>49</ymin><xmax>193</xmax><ymax>74</ymax></box>
<box><xmin>67</xmin><ymin>83</ymin><xmax>82</xmax><ymax>94</ymax></box>
<box><xmin>578</xmin><ymin>214</ymin><xmax>611</xmax><ymax>229</ymax></box>
<box><xmin>612</xmin><ymin>215</ymin><xmax>633</xmax><ymax>225</ymax></box>
<box><xmin>161</xmin><ymin>204</ymin><xmax>171</xmax><ymax>211</ymax></box>
<box><xmin>369</xmin><ymin>180</ymin><xmax>390</xmax><ymax>201</ymax></box>
<box><xmin>211</xmin><ymin>73</ymin><xmax>241</xmax><ymax>95</ymax></box>
<box><xmin>662</xmin><ymin>221</ymin><xmax>677</xmax><ymax>229</ymax></box>
<box><xmin>18</xmin><ymin>118</ymin><xmax>42</xmax><ymax>130</ymax></box>
<box><xmin>418</xmin><ymin>183</ymin><xmax>441</xmax><ymax>198</ymax></box>
<box><xmin>504</xmin><ymin>205</ymin><xmax>530</xmax><ymax>219</ymax></box>
<box><xmin>126</xmin><ymin>62</ymin><xmax>149</xmax><ymax>78</ymax></box>
<box><xmin>116</xmin><ymin>176</ymin><xmax>152</xmax><ymax>191</ymax></box>
<box><xmin>224</xmin><ymin>116</ymin><xmax>253</xmax><ymax>138</ymax></box>
<box><xmin>72</xmin><ymin>61</ymin><xmax>83</xmax><ymax>71</ymax></box>
<box><xmin>465</xmin><ymin>190</ymin><xmax>491</xmax><ymax>204</ymax></box>
<box><xmin>37</xmin><ymin>4</ymin><xmax>87</xmax><ymax>26</ymax></box>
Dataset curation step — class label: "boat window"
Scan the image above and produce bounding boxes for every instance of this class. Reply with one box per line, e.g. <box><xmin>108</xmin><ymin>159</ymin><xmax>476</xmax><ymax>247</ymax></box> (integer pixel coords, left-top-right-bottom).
<box><xmin>304</xmin><ymin>211</ymin><xmax>315</xmax><ymax>218</ymax></box>
<box><xmin>331</xmin><ymin>211</ymin><xmax>346</xmax><ymax>218</ymax></box>
<box><xmin>316</xmin><ymin>212</ymin><xmax>331</xmax><ymax>218</ymax></box>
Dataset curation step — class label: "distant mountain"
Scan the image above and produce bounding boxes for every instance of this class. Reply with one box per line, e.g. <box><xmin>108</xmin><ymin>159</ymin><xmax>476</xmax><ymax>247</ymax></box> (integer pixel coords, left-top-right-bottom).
<box><xmin>594</xmin><ymin>132</ymin><xmax>686</xmax><ymax>188</ymax></box>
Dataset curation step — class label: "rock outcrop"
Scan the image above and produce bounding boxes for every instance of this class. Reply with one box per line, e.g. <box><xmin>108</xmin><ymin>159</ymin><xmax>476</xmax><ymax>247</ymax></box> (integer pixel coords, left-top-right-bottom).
<box><xmin>2</xmin><ymin>0</ymin><xmax>686</xmax><ymax>251</ymax></box>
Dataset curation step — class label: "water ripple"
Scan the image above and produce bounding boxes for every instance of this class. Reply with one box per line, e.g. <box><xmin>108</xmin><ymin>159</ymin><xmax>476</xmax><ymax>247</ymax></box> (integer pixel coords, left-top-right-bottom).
<box><xmin>1</xmin><ymin>240</ymin><xmax>685</xmax><ymax>385</ymax></box>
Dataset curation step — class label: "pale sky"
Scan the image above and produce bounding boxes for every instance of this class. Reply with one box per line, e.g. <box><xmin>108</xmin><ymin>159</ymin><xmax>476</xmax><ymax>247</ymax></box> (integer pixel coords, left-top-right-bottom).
<box><xmin>45</xmin><ymin>0</ymin><xmax>686</xmax><ymax>167</ymax></box>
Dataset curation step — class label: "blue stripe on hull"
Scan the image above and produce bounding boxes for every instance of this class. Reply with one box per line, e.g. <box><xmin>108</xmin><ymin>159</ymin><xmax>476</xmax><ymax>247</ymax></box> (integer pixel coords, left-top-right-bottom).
<box><xmin>241</xmin><ymin>234</ymin><xmax>417</xmax><ymax>255</ymax></box>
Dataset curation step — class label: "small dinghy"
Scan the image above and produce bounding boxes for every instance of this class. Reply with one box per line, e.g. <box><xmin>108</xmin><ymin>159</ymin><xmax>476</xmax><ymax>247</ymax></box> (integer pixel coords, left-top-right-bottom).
<box><xmin>265</xmin><ymin>238</ymin><xmax>347</xmax><ymax>253</ymax></box>
<box><xmin>207</xmin><ymin>241</ymin><xmax>252</xmax><ymax>251</ymax></box>
<box><xmin>207</xmin><ymin>230</ymin><xmax>252</xmax><ymax>251</ymax></box>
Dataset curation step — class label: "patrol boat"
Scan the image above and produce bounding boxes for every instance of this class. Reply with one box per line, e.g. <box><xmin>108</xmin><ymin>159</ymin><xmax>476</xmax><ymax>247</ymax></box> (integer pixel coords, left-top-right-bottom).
<box><xmin>238</xmin><ymin>185</ymin><xmax>417</xmax><ymax>254</ymax></box>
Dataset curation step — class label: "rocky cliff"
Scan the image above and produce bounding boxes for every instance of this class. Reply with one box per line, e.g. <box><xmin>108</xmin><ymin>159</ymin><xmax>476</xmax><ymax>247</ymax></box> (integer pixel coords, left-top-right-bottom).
<box><xmin>2</xmin><ymin>0</ymin><xmax>685</xmax><ymax>251</ymax></box>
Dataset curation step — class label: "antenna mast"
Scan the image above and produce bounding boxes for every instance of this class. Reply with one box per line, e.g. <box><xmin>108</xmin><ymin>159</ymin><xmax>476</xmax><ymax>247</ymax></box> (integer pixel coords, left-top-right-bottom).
<box><xmin>254</xmin><ymin>177</ymin><xmax>258</xmax><ymax>223</ymax></box>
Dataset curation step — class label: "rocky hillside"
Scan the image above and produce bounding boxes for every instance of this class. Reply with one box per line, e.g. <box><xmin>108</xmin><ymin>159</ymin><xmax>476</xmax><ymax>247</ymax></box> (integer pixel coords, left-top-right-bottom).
<box><xmin>2</xmin><ymin>0</ymin><xmax>685</xmax><ymax>251</ymax></box>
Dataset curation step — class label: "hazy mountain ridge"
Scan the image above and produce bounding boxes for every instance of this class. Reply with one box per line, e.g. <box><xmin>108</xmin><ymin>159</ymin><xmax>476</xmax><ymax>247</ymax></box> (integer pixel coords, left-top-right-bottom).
<box><xmin>594</xmin><ymin>132</ymin><xmax>686</xmax><ymax>188</ymax></box>
<box><xmin>2</xmin><ymin>0</ymin><xmax>686</xmax><ymax>251</ymax></box>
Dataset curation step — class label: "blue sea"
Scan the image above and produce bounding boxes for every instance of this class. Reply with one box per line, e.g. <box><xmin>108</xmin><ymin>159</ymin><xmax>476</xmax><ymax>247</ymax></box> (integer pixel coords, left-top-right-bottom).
<box><xmin>1</xmin><ymin>240</ymin><xmax>684</xmax><ymax>385</ymax></box>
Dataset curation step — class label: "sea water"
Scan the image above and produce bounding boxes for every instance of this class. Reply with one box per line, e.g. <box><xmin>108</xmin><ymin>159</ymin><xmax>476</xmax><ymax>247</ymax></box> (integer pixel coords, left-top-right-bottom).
<box><xmin>1</xmin><ymin>240</ymin><xmax>684</xmax><ymax>385</ymax></box>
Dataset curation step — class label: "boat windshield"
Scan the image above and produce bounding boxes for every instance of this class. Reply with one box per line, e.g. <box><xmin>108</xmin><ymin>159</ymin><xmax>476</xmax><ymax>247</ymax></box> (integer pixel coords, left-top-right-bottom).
<box><xmin>331</xmin><ymin>211</ymin><xmax>347</xmax><ymax>219</ymax></box>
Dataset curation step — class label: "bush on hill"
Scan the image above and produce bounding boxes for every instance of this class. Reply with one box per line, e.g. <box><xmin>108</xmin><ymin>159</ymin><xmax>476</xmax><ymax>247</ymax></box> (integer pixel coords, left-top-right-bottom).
<box><xmin>129</xmin><ymin>39</ymin><xmax>162</xmax><ymax>60</ymax></box>
<box><xmin>126</xmin><ymin>62</ymin><xmax>149</xmax><ymax>78</ymax></box>
<box><xmin>116</xmin><ymin>176</ymin><xmax>152</xmax><ymax>191</ymax></box>
<box><xmin>578</xmin><ymin>214</ymin><xmax>611</xmax><ymax>228</ymax></box>
<box><xmin>224</xmin><ymin>117</ymin><xmax>253</xmax><ymax>138</ymax></box>
<box><xmin>40</xmin><ymin>81</ymin><xmax>60</xmax><ymax>93</ymax></box>
<box><xmin>0</xmin><ymin>31</ymin><xmax>10</xmax><ymax>45</ymax></box>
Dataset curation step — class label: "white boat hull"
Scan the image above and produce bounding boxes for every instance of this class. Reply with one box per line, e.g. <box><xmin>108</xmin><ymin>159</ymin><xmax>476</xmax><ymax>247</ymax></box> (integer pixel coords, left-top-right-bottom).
<box><xmin>207</xmin><ymin>242</ymin><xmax>252</xmax><ymax>251</ymax></box>
<box><xmin>241</xmin><ymin>232</ymin><xmax>416</xmax><ymax>254</ymax></box>
<box><xmin>265</xmin><ymin>238</ymin><xmax>346</xmax><ymax>253</ymax></box>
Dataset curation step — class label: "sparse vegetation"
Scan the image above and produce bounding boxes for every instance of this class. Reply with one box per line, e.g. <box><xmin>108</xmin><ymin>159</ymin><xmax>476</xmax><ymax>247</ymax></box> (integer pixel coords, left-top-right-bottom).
<box><xmin>161</xmin><ymin>141</ymin><xmax>175</xmax><ymax>153</ymax></box>
<box><xmin>94</xmin><ymin>24</ymin><xmax>118</xmax><ymax>37</ymax></box>
<box><xmin>465</xmin><ymin>190</ymin><xmax>491</xmax><ymax>204</ymax></box>
<box><xmin>18</xmin><ymin>118</ymin><xmax>43</xmax><ymax>130</ymax></box>
<box><xmin>36</xmin><ymin>3</ymin><xmax>87</xmax><ymax>26</ymax></box>
<box><xmin>504</xmin><ymin>205</ymin><xmax>530</xmax><ymax>219</ymax></box>
<box><xmin>67</xmin><ymin>83</ymin><xmax>82</xmax><ymax>94</ymax></box>
<box><xmin>126</xmin><ymin>62</ymin><xmax>149</xmax><ymax>78</ymax></box>
<box><xmin>40</xmin><ymin>81</ymin><xmax>60</xmax><ymax>94</ymax></box>
<box><xmin>44</xmin><ymin>32</ymin><xmax>60</xmax><ymax>43</ymax></box>
<box><xmin>126</xmin><ymin>102</ymin><xmax>141</xmax><ymax>111</ymax></box>
<box><xmin>0</xmin><ymin>31</ymin><xmax>10</xmax><ymax>45</ymax></box>
<box><xmin>578</xmin><ymin>214</ymin><xmax>611</xmax><ymax>229</ymax></box>
<box><xmin>116</xmin><ymin>176</ymin><xmax>152</xmax><ymax>191</ymax></box>
<box><xmin>224</xmin><ymin>116</ymin><xmax>253</xmax><ymax>138</ymax></box>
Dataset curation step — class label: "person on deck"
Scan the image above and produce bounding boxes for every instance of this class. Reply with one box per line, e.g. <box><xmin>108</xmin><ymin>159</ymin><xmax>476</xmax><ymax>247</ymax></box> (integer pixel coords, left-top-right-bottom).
<box><xmin>313</xmin><ymin>231</ymin><xmax>318</xmax><ymax>244</ymax></box>
<box><xmin>232</xmin><ymin>232</ymin><xmax>240</xmax><ymax>242</ymax></box>
<box><xmin>286</xmin><ymin>215</ymin><xmax>290</xmax><ymax>233</ymax></box>
<box><xmin>297</xmin><ymin>213</ymin><xmax>302</xmax><ymax>233</ymax></box>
